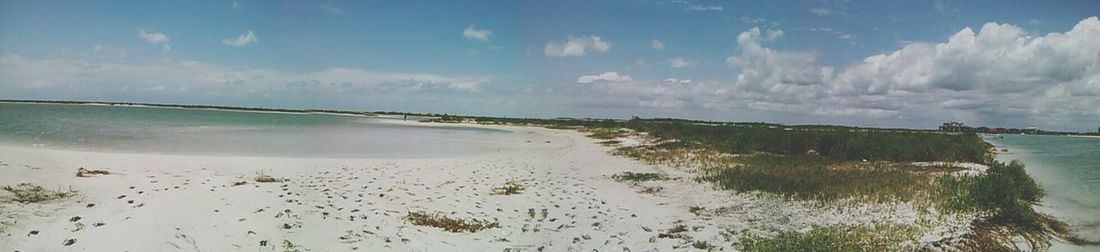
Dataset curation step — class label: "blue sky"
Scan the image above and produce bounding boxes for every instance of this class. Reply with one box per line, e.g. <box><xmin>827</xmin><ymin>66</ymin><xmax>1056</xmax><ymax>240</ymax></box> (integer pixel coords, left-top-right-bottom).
<box><xmin>1</xmin><ymin>0</ymin><xmax>1098</xmax><ymax>131</ymax></box>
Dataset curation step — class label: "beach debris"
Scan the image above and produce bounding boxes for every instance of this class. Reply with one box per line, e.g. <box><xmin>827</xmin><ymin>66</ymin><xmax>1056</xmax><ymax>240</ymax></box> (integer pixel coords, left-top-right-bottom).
<box><xmin>254</xmin><ymin>173</ymin><xmax>285</xmax><ymax>183</ymax></box>
<box><xmin>490</xmin><ymin>180</ymin><xmax>525</xmax><ymax>195</ymax></box>
<box><xmin>69</xmin><ymin>216</ymin><xmax>81</xmax><ymax>222</ymax></box>
<box><xmin>611</xmin><ymin>172</ymin><xmax>668</xmax><ymax>182</ymax></box>
<box><xmin>63</xmin><ymin>238</ymin><xmax>76</xmax><ymax>246</ymax></box>
<box><xmin>231</xmin><ymin>181</ymin><xmax>247</xmax><ymax>186</ymax></box>
<box><xmin>28</xmin><ymin>230</ymin><xmax>38</xmax><ymax>236</ymax></box>
<box><xmin>405</xmin><ymin>211</ymin><xmax>500</xmax><ymax>233</ymax></box>
<box><xmin>76</xmin><ymin>167</ymin><xmax>110</xmax><ymax>177</ymax></box>
<box><xmin>1</xmin><ymin>183</ymin><xmax>76</xmax><ymax>203</ymax></box>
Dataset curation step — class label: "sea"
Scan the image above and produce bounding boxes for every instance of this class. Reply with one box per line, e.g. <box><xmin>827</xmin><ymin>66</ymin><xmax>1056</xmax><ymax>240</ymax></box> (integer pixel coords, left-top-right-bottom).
<box><xmin>986</xmin><ymin>134</ymin><xmax>1100</xmax><ymax>251</ymax></box>
<box><xmin>0</xmin><ymin>102</ymin><xmax>515</xmax><ymax>158</ymax></box>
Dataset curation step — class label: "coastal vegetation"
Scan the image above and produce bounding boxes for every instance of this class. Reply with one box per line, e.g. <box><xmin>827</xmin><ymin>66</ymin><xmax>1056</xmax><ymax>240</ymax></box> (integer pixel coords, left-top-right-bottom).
<box><xmin>1</xmin><ymin>183</ymin><xmax>77</xmax><ymax>203</ymax></box>
<box><xmin>425</xmin><ymin>115</ymin><xmax>1076</xmax><ymax>250</ymax></box>
<box><xmin>405</xmin><ymin>211</ymin><xmax>500</xmax><ymax>233</ymax></box>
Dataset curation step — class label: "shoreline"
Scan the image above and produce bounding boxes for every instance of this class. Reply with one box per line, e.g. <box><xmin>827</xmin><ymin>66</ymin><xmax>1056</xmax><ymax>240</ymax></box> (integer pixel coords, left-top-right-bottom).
<box><xmin>981</xmin><ymin>135</ymin><xmax>1100</xmax><ymax>249</ymax></box>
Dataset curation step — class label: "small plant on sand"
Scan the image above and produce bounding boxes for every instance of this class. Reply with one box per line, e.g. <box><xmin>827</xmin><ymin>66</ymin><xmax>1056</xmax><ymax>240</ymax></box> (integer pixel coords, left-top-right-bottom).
<box><xmin>1</xmin><ymin>183</ymin><xmax>77</xmax><ymax>203</ymax></box>
<box><xmin>611</xmin><ymin>172</ymin><xmax>668</xmax><ymax>182</ymax></box>
<box><xmin>75</xmin><ymin>167</ymin><xmax>110</xmax><ymax>177</ymax></box>
<box><xmin>490</xmin><ymin>180</ymin><xmax>525</xmax><ymax>195</ymax></box>
<box><xmin>405</xmin><ymin>211</ymin><xmax>500</xmax><ymax>233</ymax></box>
<box><xmin>231</xmin><ymin>181</ymin><xmax>248</xmax><ymax>186</ymax></box>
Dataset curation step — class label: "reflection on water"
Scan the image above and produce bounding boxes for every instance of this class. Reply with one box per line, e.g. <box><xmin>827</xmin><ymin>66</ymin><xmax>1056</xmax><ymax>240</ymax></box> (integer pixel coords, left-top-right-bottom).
<box><xmin>0</xmin><ymin>103</ymin><xmax>514</xmax><ymax>158</ymax></box>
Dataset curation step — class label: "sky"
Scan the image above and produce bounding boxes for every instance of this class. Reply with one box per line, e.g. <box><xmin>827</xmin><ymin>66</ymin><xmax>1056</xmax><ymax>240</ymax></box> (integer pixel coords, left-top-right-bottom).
<box><xmin>1</xmin><ymin>0</ymin><xmax>1098</xmax><ymax>132</ymax></box>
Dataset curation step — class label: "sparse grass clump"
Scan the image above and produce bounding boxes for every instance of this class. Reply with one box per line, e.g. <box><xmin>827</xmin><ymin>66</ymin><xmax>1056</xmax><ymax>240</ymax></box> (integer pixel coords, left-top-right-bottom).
<box><xmin>1</xmin><ymin>183</ymin><xmax>77</xmax><ymax>203</ymax></box>
<box><xmin>490</xmin><ymin>180</ymin><xmax>525</xmax><ymax>195</ymax></box>
<box><xmin>612</xmin><ymin>172</ymin><xmax>669</xmax><ymax>182</ymax></box>
<box><xmin>405</xmin><ymin>211</ymin><xmax>500</xmax><ymax>233</ymax></box>
<box><xmin>738</xmin><ymin>223</ymin><xmax>919</xmax><ymax>251</ymax></box>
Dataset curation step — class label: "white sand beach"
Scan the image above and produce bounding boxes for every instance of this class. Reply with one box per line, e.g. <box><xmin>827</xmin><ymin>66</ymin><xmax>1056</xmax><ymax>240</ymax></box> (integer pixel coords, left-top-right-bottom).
<box><xmin>0</xmin><ymin>124</ymin><xmax>965</xmax><ymax>251</ymax></box>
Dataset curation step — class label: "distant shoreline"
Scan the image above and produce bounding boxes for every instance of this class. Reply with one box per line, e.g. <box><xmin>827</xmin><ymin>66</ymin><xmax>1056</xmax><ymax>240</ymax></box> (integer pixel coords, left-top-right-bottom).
<box><xmin>0</xmin><ymin>99</ymin><xmax>381</xmax><ymax>118</ymax></box>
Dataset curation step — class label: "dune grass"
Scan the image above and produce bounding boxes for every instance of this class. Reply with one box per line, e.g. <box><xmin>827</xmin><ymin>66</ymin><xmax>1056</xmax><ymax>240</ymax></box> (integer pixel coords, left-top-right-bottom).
<box><xmin>1</xmin><ymin>183</ymin><xmax>77</xmax><ymax>203</ymax></box>
<box><xmin>701</xmin><ymin>154</ymin><xmax>935</xmax><ymax>202</ymax></box>
<box><xmin>738</xmin><ymin>223</ymin><xmax>920</xmax><ymax>252</ymax></box>
<box><xmin>405</xmin><ymin>211</ymin><xmax>500</xmax><ymax>233</ymax></box>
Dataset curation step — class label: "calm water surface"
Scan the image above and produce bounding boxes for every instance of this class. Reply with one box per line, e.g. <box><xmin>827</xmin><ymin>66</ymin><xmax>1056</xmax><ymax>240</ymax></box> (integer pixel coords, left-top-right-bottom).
<box><xmin>987</xmin><ymin>134</ymin><xmax>1100</xmax><ymax>250</ymax></box>
<box><xmin>0</xmin><ymin>103</ymin><xmax>516</xmax><ymax>158</ymax></box>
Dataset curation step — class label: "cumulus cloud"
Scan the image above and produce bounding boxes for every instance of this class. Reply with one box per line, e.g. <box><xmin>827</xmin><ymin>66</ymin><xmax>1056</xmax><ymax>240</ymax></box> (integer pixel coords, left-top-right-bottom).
<box><xmin>222</xmin><ymin>30</ymin><xmax>259</xmax><ymax>47</ymax></box>
<box><xmin>138</xmin><ymin>29</ymin><xmax>171</xmax><ymax>54</ymax></box>
<box><xmin>577</xmin><ymin>72</ymin><xmax>632</xmax><ymax>83</ymax></box>
<box><xmin>462</xmin><ymin>25</ymin><xmax>493</xmax><ymax>41</ymax></box>
<box><xmin>138</xmin><ymin>29</ymin><xmax>169</xmax><ymax>44</ymax></box>
<box><xmin>669</xmin><ymin>57</ymin><xmax>697</xmax><ymax>68</ymax></box>
<box><xmin>650</xmin><ymin>39</ymin><xmax>666</xmax><ymax>50</ymax></box>
<box><xmin>544</xmin><ymin>36</ymin><xmax>611</xmax><ymax>57</ymax></box>
<box><xmin>715</xmin><ymin>17</ymin><xmax>1100</xmax><ymax>129</ymax></box>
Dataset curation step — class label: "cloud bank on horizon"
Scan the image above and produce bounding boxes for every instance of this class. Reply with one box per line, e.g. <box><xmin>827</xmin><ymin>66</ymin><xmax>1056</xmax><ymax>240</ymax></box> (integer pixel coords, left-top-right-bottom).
<box><xmin>0</xmin><ymin>1</ymin><xmax>1098</xmax><ymax>131</ymax></box>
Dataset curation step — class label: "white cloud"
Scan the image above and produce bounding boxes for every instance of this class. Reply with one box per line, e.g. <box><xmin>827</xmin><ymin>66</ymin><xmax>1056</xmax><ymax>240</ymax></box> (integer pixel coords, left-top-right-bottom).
<box><xmin>462</xmin><ymin>25</ymin><xmax>493</xmax><ymax>41</ymax></box>
<box><xmin>712</xmin><ymin>17</ymin><xmax>1100</xmax><ymax>129</ymax></box>
<box><xmin>318</xmin><ymin>4</ymin><xmax>344</xmax><ymax>16</ymax></box>
<box><xmin>0</xmin><ymin>55</ymin><xmax>491</xmax><ymax>103</ymax></box>
<box><xmin>650</xmin><ymin>39</ymin><xmax>666</xmax><ymax>50</ymax></box>
<box><xmin>577</xmin><ymin>72</ymin><xmax>632</xmax><ymax>83</ymax></box>
<box><xmin>544</xmin><ymin>36</ymin><xmax>611</xmax><ymax>57</ymax></box>
<box><xmin>685</xmin><ymin>5</ymin><xmax>723</xmax><ymax>12</ymax></box>
<box><xmin>138</xmin><ymin>29</ymin><xmax>169</xmax><ymax>44</ymax></box>
<box><xmin>664</xmin><ymin>78</ymin><xmax>691</xmax><ymax>84</ymax></box>
<box><xmin>222</xmin><ymin>30</ymin><xmax>259</xmax><ymax>47</ymax></box>
<box><xmin>809</xmin><ymin>8</ymin><xmax>832</xmax><ymax>16</ymax></box>
<box><xmin>837</xmin><ymin>34</ymin><xmax>853</xmax><ymax>40</ymax></box>
<box><xmin>669</xmin><ymin>57</ymin><xmax>697</xmax><ymax>68</ymax></box>
<box><xmin>232</xmin><ymin>0</ymin><xmax>241</xmax><ymax>9</ymax></box>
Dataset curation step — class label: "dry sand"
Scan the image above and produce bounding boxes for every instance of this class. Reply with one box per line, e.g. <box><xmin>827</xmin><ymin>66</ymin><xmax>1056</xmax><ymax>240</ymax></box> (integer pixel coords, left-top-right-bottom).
<box><xmin>0</xmin><ymin>124</ymin><xmax>968</xmax><ymax>251</ymax></box>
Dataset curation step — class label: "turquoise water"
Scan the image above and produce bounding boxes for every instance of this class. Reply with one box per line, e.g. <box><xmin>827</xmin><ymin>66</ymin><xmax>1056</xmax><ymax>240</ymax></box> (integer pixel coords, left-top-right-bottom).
<box><xmin>0</xmin><ymin>103</ymin><xmax>514</xmax><ymax>158</ymax></box>
<box><xmin>986</xmin><ymin>134</ymin><xmax>1100</xmax><ymax>249</ymax></box>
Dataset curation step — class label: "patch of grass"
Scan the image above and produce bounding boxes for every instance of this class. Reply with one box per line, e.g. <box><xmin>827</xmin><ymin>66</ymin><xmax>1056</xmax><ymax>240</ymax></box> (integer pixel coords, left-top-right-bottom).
<box><xmin>583</xmin><ymin>128</ymin><xmax>629</xmax><ymax>140</ymax></box>
<box><xmin>490</xmin><ymin>180</ymin><xmax>525</xmax><ymax>195</ymax></box>
<box><xmin>75</xmin><ymin>167</ymin><xmax>110</xmax><ymax>177</ymax></box>
<box><xmin>405</xmin><ymin>211</ymin><xmax>500</xmax><ymax>233</ymax></box>
<box><xmin>1</xmin><ymin>183</ymin><xmax>77</xmax><ymax>203</ymax></box>
<box><xmin>611</xmin><ymin>172</ymin><xmax>669</xmax><ymax>182</ymax></box>
<box><xmin>658</xmin><ymin>224</ymin><xmax>690</xmax><ymax>239</ymax></box>
<box><xmin>738</xmin><ymin>223</ymin><xmax>919</xmax><ymax>251</ymax></box>
<box><xmin>702</xmin><ymin>154</ymin><xmax>931</xmax><ymax>202</ymax></box>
